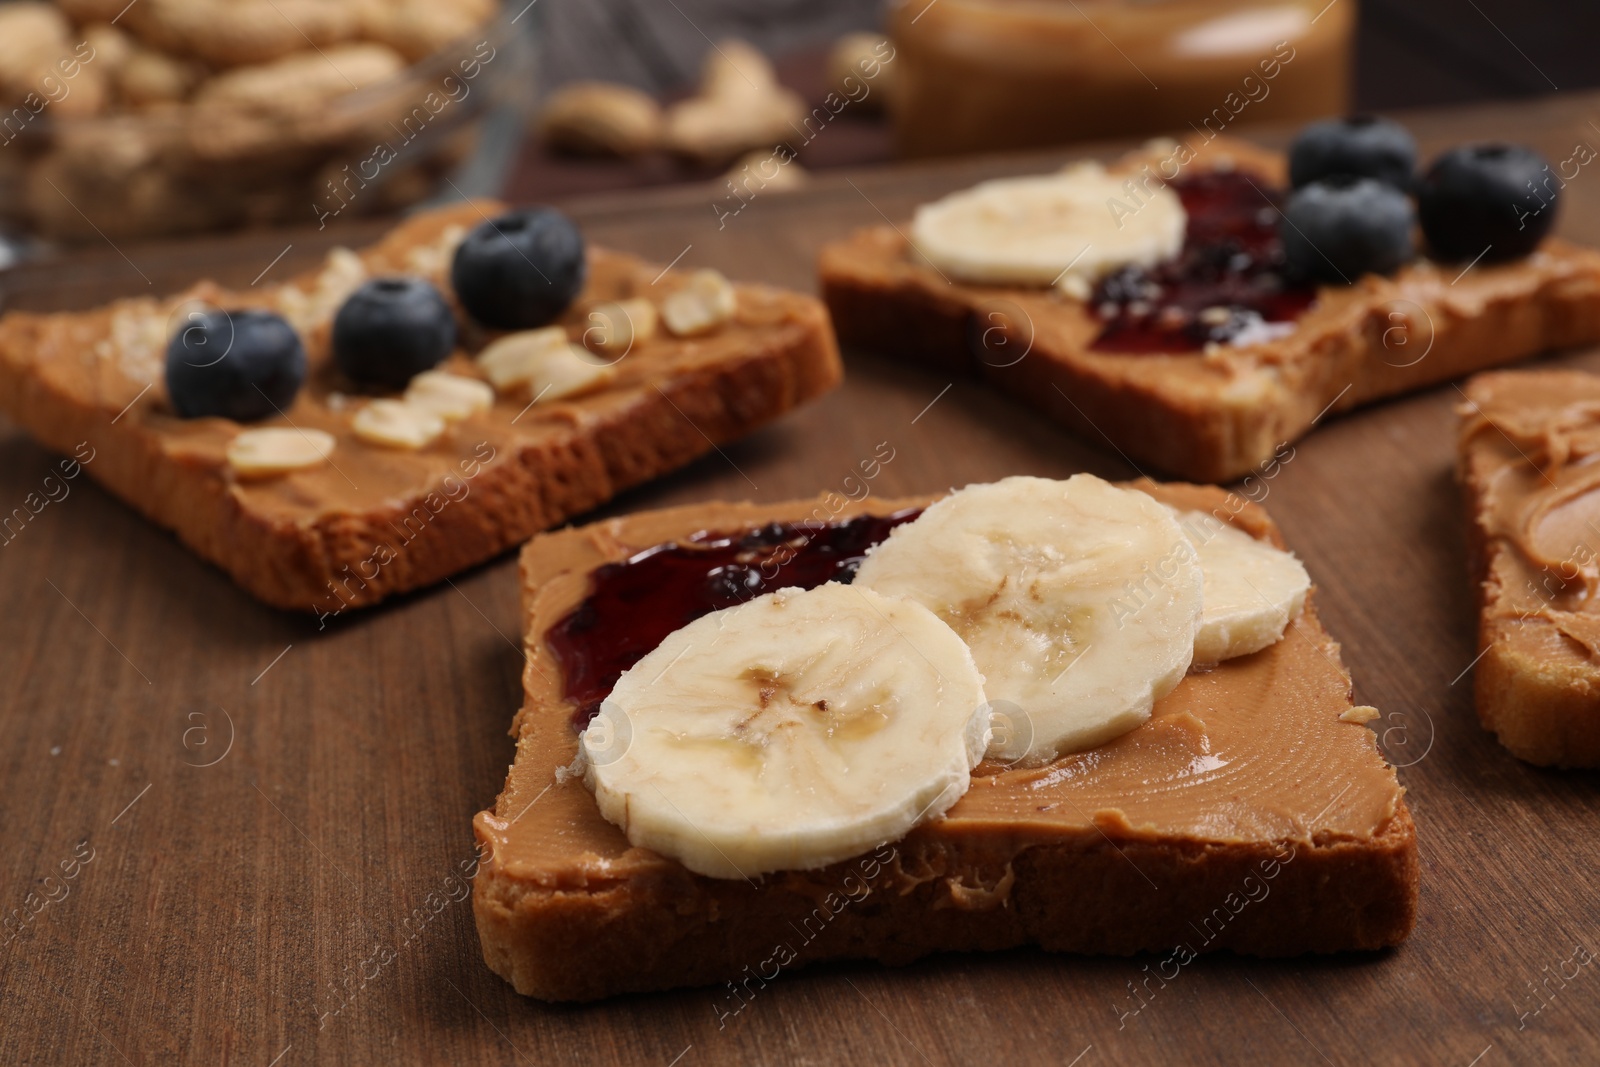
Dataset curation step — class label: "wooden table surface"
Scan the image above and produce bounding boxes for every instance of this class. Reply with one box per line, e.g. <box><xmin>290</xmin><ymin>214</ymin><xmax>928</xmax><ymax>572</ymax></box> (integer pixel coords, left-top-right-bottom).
<box><xmin>6</xmin><ymin>92</ymin><xmax>1600</xmax><ymax>1067</ymax></box>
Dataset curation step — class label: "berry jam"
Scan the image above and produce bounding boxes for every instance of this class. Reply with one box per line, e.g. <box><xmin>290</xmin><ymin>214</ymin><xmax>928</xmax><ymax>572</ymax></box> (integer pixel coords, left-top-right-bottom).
<box><xmin>1089</xmin><ymin>170</ymin><xmax>1317</xmax><ymax>353</ymax></box>
<box><xmin>549</xmin><ymin>509</ymin><xmax>923</xmax><ymax>728</ymax></box>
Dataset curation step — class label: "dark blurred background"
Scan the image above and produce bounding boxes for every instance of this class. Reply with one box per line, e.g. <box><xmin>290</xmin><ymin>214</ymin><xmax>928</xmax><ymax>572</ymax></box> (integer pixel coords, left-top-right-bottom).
<box><xmin>511</xmin><ymin>0</ymin><xmax>1600</xmax><ymax>201</ymax></box>
<box><xmin>536</xmin><ymin>0</ymin><xmax>1595</xmax><ymax>108</ymax></box>
<box><xmin>1354</xmin><ymin>0</ymin><xmax>1586</xmax><ymax>107</ymax></box>
<box><xmin>4</xmin><ymin>0</ymin><xmax>1595</xmax><ymax>249</ymax></box>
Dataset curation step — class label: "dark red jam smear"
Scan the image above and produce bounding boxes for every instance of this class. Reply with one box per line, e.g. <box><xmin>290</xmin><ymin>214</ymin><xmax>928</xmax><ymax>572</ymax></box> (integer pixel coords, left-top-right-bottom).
<box><xmin>549</xmin><ymin>509</ymin><xmax>923</xmax><ymax>729</ymax></box>
<box><xmin>1089</xmin><ymin>169</ymin><xmax>1317</xmax><ymax>353</ymax></box>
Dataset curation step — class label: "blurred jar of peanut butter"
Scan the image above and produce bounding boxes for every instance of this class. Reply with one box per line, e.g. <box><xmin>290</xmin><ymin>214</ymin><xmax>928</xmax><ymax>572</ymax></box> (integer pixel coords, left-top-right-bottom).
<box><xmin>888</xmin><ymin>0</ymin><xmax>1353</xmax><ymax>157</ymax></box>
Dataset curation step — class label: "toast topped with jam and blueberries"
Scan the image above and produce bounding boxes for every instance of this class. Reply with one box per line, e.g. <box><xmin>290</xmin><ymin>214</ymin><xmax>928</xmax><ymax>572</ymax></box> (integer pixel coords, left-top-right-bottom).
<box><xmin>820</xmin><ymin>125</ymin><xmax>1600</xmax><ymax>482</ymax></box>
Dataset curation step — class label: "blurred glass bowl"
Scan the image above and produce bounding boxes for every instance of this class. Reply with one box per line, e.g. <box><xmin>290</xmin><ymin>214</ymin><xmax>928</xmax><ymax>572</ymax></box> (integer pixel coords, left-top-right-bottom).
<box><xmin>0</xmin><ymin>1</ymin><xmax>533</xmax><ymax>244</ymax></box>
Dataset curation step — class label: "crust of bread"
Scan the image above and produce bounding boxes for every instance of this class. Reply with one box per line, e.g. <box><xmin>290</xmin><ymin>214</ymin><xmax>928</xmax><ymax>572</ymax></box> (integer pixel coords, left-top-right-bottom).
<box><xmin>818</xmin><ymin>135</ymin><xmax>1600</xmax><ymax>483</ymax></box>
<box><xmin>475</xmin><ymin>488</ymin><xmax>1419</xmax><ymax>1001</ymax></box>
<box><xmin>1459</xmin><ymin>370</ymin><xmax>1600</xmax><ymax>766</ymax></box>
<box><xmin>0</xmin><ymin>208</ymin><xmax>842</xmax><ymax>612</ymax></box>
<box><xmin>1472</xmin><ymin>639</ymin><xmax>1600</xmax><ymax>766</ymax></box>
<box><xmin>476</xmin><ymin>806</ymin><xmax>1417</xmax><ymax>1003</ymax></box>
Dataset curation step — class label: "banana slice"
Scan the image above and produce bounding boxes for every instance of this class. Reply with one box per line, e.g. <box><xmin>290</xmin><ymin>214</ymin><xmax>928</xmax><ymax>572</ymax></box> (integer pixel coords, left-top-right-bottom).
<box><xmin>581</xmin><ymin>583</ymin><xmax>990</xmax><ymax>879</ymax></box>
<box><xmin>908</xmin><ymin>161</ymin><xmax>1186</xmax><ymax>294</ymax></box>
<box><xmin>855</xmin><ymin>475</ymin><xmax>1201</xmax><ymax>761</ymax></box>
<box><xmin>584</xmin><ymin>298</ymin><xmax>659</xmax><ymax>356</ymax></box>
<box><xmin>1172</xmin><ymin>508</ymin><xmax>1311</xmax><ymax>665</ymax></box>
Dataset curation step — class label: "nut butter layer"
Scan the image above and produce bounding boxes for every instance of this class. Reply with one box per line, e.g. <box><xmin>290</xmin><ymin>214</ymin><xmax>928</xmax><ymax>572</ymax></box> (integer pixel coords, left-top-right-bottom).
<box><xmin>1460</xmin><ymin>369</ymin><xmax>1600</xmax><ymax>765</ymax></box>
<box><xmin>819</xmin><ymin>135</ymin><xmax>1600</xmax><ymax>483</ymax></box>
<box><xmin>472</xmin><ymin>484</ymin><xmax>1417</xmax><ymax>1002</ymax></box>
<box><xmin>0</xmin><ymin>203</ymin><xmax>842</xmax><ymax>612</ymax></box>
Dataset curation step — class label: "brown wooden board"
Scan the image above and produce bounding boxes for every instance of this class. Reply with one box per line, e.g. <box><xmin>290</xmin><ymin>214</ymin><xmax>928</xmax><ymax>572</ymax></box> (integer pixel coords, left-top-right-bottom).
<box><xmin>5</xmin><ymin>93</ymin><xmax>1600</xmax><ymax>1066</ymax></box>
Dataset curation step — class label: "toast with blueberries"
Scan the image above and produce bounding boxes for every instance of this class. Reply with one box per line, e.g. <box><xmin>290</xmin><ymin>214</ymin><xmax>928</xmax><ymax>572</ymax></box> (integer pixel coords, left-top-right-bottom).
<box><xmin>819</xmin><ymin>126</ymin><xmax>1600</xmax><ymax>483</ymax></box>
<box><xmin>0</xmin><ymin>202</ymin><xmax>841</xmax><ymax>615</ymax></box>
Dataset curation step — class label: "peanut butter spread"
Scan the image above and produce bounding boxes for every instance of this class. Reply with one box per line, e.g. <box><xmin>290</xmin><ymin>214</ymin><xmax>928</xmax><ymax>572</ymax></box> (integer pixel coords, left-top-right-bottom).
<box><xmin>1461</xmin><ymin>370</ymin><xmax>1600</xmax><ymax>661</ymax></box>
<box><xmin>0</xmin><ymin>202</ymin><xmax>826</xmax><ymax>527</ymax></box>
<box><xmin>475</xmin><ymin>485</ymin><xmax>1406</xmax><ymax>894</ymax></box>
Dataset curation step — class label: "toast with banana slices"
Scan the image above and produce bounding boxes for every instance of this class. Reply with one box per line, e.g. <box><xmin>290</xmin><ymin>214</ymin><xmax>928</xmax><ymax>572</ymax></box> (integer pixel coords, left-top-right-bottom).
<box><xmin>472</xmin><ymin>480</ymin><xmax>1417</xmax><ymax>1001</ymax></box>
<box><xmin>819</xmin><ymin>134</ymin><xmax>1600</xmax><ymax>483</ymax></box>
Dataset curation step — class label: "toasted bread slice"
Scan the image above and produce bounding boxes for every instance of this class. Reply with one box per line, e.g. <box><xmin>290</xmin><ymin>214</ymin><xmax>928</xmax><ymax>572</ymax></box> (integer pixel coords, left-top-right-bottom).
<box><xmin>819</xmin><ymin>135</ymin><xmax>1600</xmax><ymax>483</ymax></box>
<box><xmin>472</xmin><ymin>483</ymin><xmax>1417</xmax><ymax>1002</ymax></box>
<box><xmin>0</xmin><ymin>203</ymin><xmax>841</xmax><ymax>613</ymax></box>
<box><xmin>1459</xmin><ymin>369</ymin><xmax>1600</xmax><ymax>766</ymax></box>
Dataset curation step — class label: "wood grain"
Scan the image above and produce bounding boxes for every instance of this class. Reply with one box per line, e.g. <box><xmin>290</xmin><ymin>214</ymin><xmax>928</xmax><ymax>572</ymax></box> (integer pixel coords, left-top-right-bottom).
<box><xmin>5</xmin><ymin>93</ymin><xmax>1600</xmax><ymax>1066</ymax></box>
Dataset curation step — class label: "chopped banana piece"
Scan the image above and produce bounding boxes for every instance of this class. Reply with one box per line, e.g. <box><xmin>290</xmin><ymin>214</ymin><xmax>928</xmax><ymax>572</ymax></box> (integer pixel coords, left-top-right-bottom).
<box><xmin>475</xmin><ymin>327</ymin><xmax>569</xmax><ymax>392</ymax></box>
<box><xmin>403</xmin><ymin>370</ymin><xmax>493</xmax><ymax>421</ymax></box>
<box><xmin>583</xmin><ymin>298</ymin><xmax>659</xmax><ymax>357</ymax></box>
<box><xmin>528</xmin><ymin>343</ymin><xmax>617</xmax><ymax>401</ymax></box>
<box><xmin>226</xmin><ymin>427</ymin><xmax>336</xmax><ymax>479</ymax></box>
<box><xmin>660</xmin><ymin>269</ymin><xmax>737</xmax><ymax>337</ymax></box>
<box><xmin>351</xmin><ymin>399</ymin><xmax>446</xmax><ymax>450</ymax></box>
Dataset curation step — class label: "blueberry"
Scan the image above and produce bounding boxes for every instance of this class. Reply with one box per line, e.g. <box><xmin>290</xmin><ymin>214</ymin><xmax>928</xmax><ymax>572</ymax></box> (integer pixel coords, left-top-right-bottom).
<box><xmin>165</xmin><ymin>309</ymin><xmax>306</xmax><ymax>420</ymax></box>
<box><xmin>1418</xmin><ymin>143</ymin><xmax>1557</xmax><ymax>262</ymax></box>
<box><xmin>450</xmin><ymin>207</ymin><xmax>586</xmax><ymax>330</ymax></box>
<box><xmin>1289</xmin><ymin>115</ymin><xmax>1418</xmax><ymax>191</ymax></box>
<box><xmin>332</xmin><ymin>276</ymin><xmax>457</xmax><ymax>389</ymax></box>
<box><xmin>1279</xmin><ymin>177</ymin><xmax>1415</xmax><ymax>284</ymax></box>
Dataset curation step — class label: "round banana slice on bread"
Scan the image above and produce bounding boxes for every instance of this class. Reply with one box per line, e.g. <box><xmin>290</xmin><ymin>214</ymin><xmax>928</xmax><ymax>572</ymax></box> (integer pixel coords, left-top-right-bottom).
<box><xmin>581</xmin><ymin>584</ymin><xmax>990</xmax><ymax>880</ymax></box>
<box><xmin>855</xmin><ymin>475</ymin><xmax>1203</xmax><ymax>761</ymax></box>
<box><xmin>908</xmin><ymin>162</ymin><xmax>1186</xmax><ymax>294</ymax></box>
<box><xmin>1172</xmin><ymin>509</ymin><xmax>1311</xmax><ymax>665</ymax></box>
